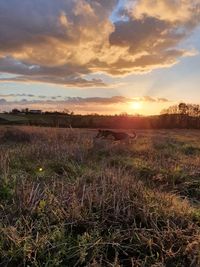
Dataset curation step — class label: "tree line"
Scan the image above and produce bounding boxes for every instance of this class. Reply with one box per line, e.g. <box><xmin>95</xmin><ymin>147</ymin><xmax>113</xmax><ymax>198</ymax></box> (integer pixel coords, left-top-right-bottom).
<box><xmin>161</xmin><ymin>103</ymin><xmax>200</xmax><ymax>117</ymax></box>
<box><xmin>1</xmin><ymin>103</ymin><xmax>200</xmax><ymax>129</ymax></box>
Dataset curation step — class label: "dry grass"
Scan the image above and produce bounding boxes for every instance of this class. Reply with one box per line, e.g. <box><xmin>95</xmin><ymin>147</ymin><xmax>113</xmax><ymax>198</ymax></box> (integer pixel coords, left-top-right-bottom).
<box><xmin>0</xmin><ymin>126</ymin><xmax>200</xmax><ymax>266</ymax></box>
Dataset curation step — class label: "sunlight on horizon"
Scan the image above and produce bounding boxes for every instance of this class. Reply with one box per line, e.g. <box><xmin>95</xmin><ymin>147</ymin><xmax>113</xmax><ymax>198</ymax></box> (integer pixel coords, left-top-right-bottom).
<box><xmin>130</xmin><ymin>101</ymin><xmax>143</xmax><ymax>111</ymax></box>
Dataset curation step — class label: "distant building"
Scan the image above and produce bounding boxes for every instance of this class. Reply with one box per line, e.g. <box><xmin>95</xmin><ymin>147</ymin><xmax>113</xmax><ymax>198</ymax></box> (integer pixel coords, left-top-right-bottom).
<box><xmin>29</xmin><ymin>110</ymin><xmax>42</xmax><ymax>114</ymax></box>
<box><xmin>11</xmin><ymin>109</ymin><xmax>21</xmax><ymax>114</ymax></box>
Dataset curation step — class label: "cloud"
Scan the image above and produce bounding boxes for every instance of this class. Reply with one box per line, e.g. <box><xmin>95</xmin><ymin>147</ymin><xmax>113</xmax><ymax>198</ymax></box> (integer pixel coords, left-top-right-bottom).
<box><xmin>0</xmin><ymin>95</ymin><xmax>171</xmax><ymax>114</ymax></box>
<box><xmin>130</xmin><ymin>96</ymin><xmax>170</xmax><ymax>103</ymax></box>
<box><xmin>0</xmin><ymin>0</ymin><xmax>199</xmax><ymax>86</ymax></box>
<box><xmin>0</xmin><ymin>95</ymin><xmax>170</xmax><ymax>106</ymax></box>
<box><xmin>129</xmin><ymin>0</ymin><xmax>200</xmax><ymax>24</ymax></box>
<box><xmin>0</xmin><ymin>56</ymin><xmax>106</xmax><ymax>87</ymax></box>
<box><xmin>0</xmin><ymin>93</ymin><xmax>69</xmax><ymax>100</ymax></box>
<box><xmin>0</xmin><ymin>99</ymin><xmax>7</xmax><ymax>104</ymax></box>
<box><xmin>0</xmin><ymin>93</ymin><xmax>35</xmax><ymax>98</ymax></box>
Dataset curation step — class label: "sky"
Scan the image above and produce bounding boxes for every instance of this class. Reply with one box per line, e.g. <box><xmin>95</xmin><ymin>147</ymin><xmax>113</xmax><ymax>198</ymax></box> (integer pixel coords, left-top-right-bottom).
<box><xmin>0</xmin><ymin>0</ymin><xmax>200</xmax><ymax>115</ymax></box>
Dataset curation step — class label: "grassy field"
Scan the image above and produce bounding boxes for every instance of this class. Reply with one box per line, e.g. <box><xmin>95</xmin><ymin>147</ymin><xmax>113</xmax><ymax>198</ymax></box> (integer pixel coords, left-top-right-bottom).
<box><xmin>0</xmin><ymin>126</ymin><xmax>200</xmax><ymax>266</ymax></box>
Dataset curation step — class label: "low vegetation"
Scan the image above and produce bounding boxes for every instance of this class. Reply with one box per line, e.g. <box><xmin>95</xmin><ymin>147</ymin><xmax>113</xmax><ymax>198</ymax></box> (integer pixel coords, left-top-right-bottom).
<box><xmin>0</xmin><ymin>126</ymin><xmax>200</xmax><ymax>266</ymax></box>
<box><xmin>1</xmin><ymin>110</ymin><xmax>200</xmax><ymax>130</ymax></box>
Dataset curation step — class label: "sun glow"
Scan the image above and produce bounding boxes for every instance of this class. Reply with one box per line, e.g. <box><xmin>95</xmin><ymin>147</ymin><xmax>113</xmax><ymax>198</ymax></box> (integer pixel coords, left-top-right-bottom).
<box><xmin>131</xmin><ymin>101</ymin><xmax>142</xmax><ymax>110</ymax></box>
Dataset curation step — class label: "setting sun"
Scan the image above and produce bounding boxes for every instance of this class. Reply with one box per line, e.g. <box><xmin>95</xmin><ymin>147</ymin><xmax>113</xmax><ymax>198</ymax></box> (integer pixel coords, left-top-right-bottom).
<box><xmin>131</xmin><ymin>102</ymin><xmax>142</xmax><ymax>110</ymax></box>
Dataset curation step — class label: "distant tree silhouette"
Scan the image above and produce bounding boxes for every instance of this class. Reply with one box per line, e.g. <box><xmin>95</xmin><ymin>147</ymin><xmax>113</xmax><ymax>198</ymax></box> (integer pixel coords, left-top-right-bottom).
<box><xmin>178</xmin><ymin>103</ymin><xmax>188</xmax><ymax>115</ymax></box>
<box><xmin>187</xmin><ymin>104</ymin><xmax>200</xmax><ymax>117</ymax></box>
<box><xmin>160</xmin><ymin>102</ymin><xmax>200</xmax><ymax>129</ymax></box>
<box><xmin>162</xmin><ymin>103</ymin><xmax>200</xmax><ymax>117</ymax></box>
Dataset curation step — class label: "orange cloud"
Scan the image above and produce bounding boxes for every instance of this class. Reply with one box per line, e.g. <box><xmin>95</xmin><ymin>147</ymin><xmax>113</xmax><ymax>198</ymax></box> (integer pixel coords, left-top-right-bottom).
<box><xmin>129</xmin><ymin>0</ymin><xmax>200</xmax><ymax>23</ymax></box>
<box><xmin>0</xmin><ymin>0</ymin><xmax>199</xmax><ymax>86</ymax></box>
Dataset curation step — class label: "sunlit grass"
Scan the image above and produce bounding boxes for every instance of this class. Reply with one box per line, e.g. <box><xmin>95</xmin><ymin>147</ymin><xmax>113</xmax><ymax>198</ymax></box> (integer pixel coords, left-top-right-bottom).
<box><xmin>0</xmin><ymin>126</ymin><xmax>200</xmax><ymax>266</ymax></box>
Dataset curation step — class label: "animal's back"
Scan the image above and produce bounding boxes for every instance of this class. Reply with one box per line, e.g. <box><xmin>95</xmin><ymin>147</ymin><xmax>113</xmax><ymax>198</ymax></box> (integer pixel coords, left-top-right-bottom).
<box><xmin>96</xmin><ymin>129</ymin><xmax>137</xmax><ymax>141</ymax></box>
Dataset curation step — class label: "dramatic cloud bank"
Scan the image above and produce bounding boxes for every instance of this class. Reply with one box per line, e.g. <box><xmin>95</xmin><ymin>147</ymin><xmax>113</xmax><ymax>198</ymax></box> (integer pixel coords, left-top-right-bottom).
<box><xmin>0</xmin><ymin>0</ymin><xmax>199</xmax><ymax>86</ymax></box>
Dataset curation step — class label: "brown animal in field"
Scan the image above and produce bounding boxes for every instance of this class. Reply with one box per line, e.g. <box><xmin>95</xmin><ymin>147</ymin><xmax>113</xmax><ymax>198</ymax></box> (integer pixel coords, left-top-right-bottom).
<box><xmin>95</xmin><ymin>129</ymin><xmax>137</xmax><ymax>143</ymax></box>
